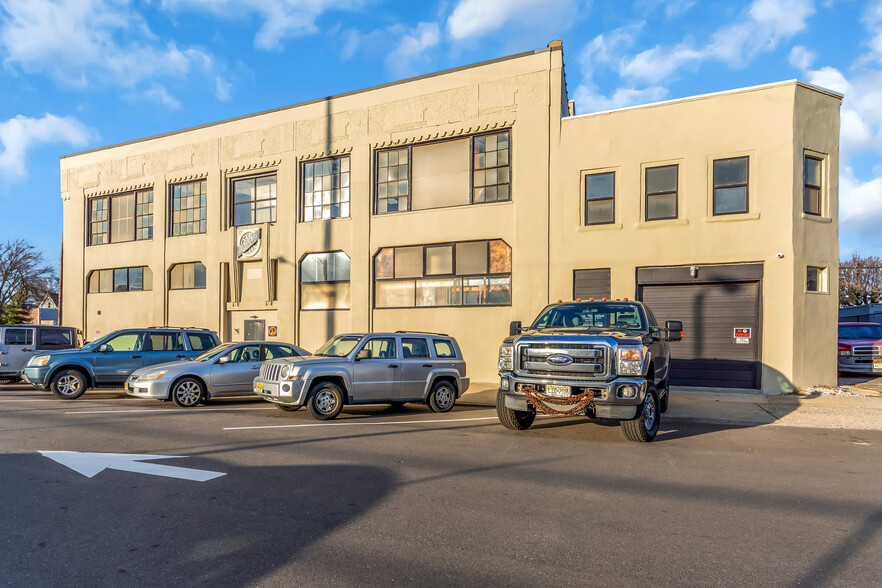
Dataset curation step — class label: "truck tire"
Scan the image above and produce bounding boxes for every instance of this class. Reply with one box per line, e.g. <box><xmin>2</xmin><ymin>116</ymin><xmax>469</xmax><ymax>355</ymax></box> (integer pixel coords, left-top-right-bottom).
<box><xmin>496</xmin><ymin>390</ymin><xmax>535</xmax><ymax>430</ymax></box>
<box><xmin>659</xmin><ymin>380</ymin><xmax>669</xmax><ymax>413</ymax></box>
<box><xmin>307</xmin><ymin>382</ymin><xmax>344</xmax><ymax>420</ymax></box>
<box><xmin>620</xmin><ymin>386</ymin><xmax>660</xmax><ymax>442</ymax></box>
<box><xmin>427</xmin><ymin>381</ymin><xmax>456</xmax><ymax>413</ymax></box>
<box><xmin>50</xmin><ymin>369</ymin><xmax>87</xmax><ymax>400</ymax></box>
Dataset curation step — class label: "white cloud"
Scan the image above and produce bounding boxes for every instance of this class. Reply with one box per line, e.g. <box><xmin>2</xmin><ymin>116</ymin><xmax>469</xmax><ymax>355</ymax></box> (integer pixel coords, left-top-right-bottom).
<box><xmin>161</xmin><ymin>0</ymin><xmax>364</xmax><ymax>51</ymax></box>
<box><xmin>0</xmin><ymin>114</ymin><xmax>96</xmax><ymax>178</ymax></box>
<box><xmin>385</xmin><ymin>22</ymin><xmax>440</xmax><ymax>77</ymax></box>
<box><xmin>140</xmin><ymin>84</ymin><xmax>181</xmax><ymax>110</ymax></box>
<box><xmin>789</xmin><ymin>45</ymin><xmax>815</xmax><ymax>70</ymax></box>
<box><xmin>447</xmin><ymin>0</ymin><xmax>578</xmax><ymax>41</ymax></box>
<box><xmin>341</xmin><ymin>21</ymin><xmax>441</xmax><ymax>77</ymax></box>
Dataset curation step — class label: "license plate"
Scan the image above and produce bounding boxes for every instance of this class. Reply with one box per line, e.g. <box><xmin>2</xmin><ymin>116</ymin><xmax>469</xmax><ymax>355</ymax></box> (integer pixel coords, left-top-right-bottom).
<box><xmin>255</xmin><ymin>382</ymin><xmax>264</xmax><ymax>391</ymax></box>
<box><xmin>874</xmin><ymin>360</ymin><xmax>882</xmax><ymax>372</ymax></box>
<box><xmin>545</xmin><ymin>384</ymin><xmax>570</xmax><ymax>398</ymax></box>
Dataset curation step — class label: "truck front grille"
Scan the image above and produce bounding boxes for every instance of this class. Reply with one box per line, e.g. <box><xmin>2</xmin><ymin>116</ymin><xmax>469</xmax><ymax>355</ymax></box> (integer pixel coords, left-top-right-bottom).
<box><xmin>851</xmin><ymin>346</ymin><xmax>882</xmax><ymax>358</ymax></box>
<box><xmin>517</xmin><ymin>343</ymin><xmax>609</xmax><ymax>379</ymax></box>
<box><xmin>260</xmin><ymin>363</ymin><xmax>283</xmax><ymax>382</ymax></box>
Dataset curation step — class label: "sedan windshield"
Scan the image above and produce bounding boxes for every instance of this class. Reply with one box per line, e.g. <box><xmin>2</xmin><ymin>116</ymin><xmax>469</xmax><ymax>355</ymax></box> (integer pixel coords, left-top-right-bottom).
<box><xmin>532</xmin><ymin>303</ymin><xmax>645</xmax><ymax>330</ymax></box>
<box><xmin>191</xmin><ymin>343</ymin><xmax>237</xmax><ymax>362</ymax></box>
<box><xmin>316</xmin><ymin>335</ymin><xmax>363</xmax><ymax>357</ymax></box>
<box><xmin>839</xmin><ymin>325</ymin><xmax>882</xmax><ymax>339</ymax></box>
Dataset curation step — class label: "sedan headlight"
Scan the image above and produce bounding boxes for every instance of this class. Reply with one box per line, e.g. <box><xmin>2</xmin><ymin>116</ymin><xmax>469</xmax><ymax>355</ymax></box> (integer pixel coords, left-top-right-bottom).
<box><xmin>498</xmin><ymin>345</ymin><xmax>514</xmax><ymax>371</ymax></box>
<box><xmin>616</xmin><ymin>347</ymin><xmax>645</xmax><ymax>376</ymax></box>
<box><xmin>138</xmin><ymin>369</ymin><xmax>168</xmax><ymax>381</ymax></box>
<box><xmin>28</xmin><ymin>355</ymin><xmax>51</xmax><ymax>367</ymax></box>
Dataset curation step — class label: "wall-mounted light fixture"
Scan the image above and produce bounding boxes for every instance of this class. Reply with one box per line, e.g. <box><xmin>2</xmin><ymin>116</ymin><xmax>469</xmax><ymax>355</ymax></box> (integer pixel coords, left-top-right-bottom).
<box><xmin>689</xmin><ymin>266</ymin><xmax>699</xmax><ymax>278</ymax></box>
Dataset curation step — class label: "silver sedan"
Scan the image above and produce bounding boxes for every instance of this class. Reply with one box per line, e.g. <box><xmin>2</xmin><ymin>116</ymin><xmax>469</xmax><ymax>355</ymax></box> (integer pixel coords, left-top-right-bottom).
<box><xmin>126</xmin><ymin>341</ymin><xmax>308</xmax><ymax>407</ymax></box>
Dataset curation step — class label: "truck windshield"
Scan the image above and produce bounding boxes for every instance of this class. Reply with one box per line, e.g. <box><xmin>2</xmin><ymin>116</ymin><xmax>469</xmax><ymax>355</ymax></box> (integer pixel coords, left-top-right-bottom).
<box><xmin>316</xmin><ymin>335</ymin><xmax>363</xmax><ymax>357</ymax></box>
<box><xmin>839</xmin><ymin>325</ymin><xmax>882</xmax><ymax>339</ymax></box>
<box><xmin>532</xmin><ymin>303</ymin><xmax>644</xmax><ymax>331</ymax></box>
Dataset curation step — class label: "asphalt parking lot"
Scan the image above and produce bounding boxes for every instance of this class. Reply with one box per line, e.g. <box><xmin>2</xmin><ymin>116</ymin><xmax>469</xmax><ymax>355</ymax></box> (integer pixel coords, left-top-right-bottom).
<box><xmin>2</xmin><ymin>382</ymin><xmax>881</xmax><ymax>587</ymax></box>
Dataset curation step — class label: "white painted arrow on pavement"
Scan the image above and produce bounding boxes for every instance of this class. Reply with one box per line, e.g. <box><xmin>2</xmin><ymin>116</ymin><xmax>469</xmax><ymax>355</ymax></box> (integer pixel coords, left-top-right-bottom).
<box><xmin>40</xmin><ymin>451</ymin><xmax>226</xmax><ymax>482</ymax></box>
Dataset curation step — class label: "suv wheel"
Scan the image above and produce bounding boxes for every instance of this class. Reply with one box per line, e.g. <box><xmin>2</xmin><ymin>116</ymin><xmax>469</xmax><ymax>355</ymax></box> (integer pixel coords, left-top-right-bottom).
<box><xmin>171</xmin><ymin>377</ymin><xmax>204</xmax><ymax>408</ymax></box>
<box><xmin>495</xmin><ymin>390</ymin><xmax>536</xmax><ymax>430</ymax></box>
<box><xmin>307</xmin><ymin>382</ymin><xmax>344</xmax><ymax>420</ymax></box>
<box><xmin>427</xmin><ymin>381</ymin><xmax>456</xmax><ymax>413</ymax></box>
<box><xmin>50</xmin><ymin>369</ymin><xmax>87</xmax><ymax>400</ymax></box>
<box><xmin>620</xmin><ymin>386</ymin><xmax>660</xmax><ymax>442</ymax></box>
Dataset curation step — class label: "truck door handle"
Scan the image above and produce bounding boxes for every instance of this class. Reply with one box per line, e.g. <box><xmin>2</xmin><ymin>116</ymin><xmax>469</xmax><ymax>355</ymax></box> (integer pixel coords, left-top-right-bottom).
<box><xmin>388</xmin><ymin>364</ymin><xmax>399</xmax><ymax>368</ymax></box>
<box><xmin>423</xmin><ymin>364</ymin><xmax>433</xmax><ymax>368</ymax></box>
<box><xmin>130</xmin><ymin>355</ymin><xmax>142</xmax><ymax>359</ymax></box>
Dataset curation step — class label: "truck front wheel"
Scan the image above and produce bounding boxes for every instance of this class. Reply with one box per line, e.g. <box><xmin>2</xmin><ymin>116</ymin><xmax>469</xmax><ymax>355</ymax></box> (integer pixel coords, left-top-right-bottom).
<box><xmin>496</xmin><ymin>390</ymin><xmax>535</xmax><ymax>430</ymax></box>
<box><xmin>620</xmin><ymin>386</ymin><xmax>659</xmax><ymax>442</ymax></box>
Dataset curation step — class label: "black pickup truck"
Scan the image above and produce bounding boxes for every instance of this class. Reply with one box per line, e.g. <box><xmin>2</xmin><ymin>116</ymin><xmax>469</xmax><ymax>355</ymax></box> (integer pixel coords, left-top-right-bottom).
<box><xmin>496</xmin><ymin>300</ymin><xmax>682</xmax><ymax>442</ymax></box>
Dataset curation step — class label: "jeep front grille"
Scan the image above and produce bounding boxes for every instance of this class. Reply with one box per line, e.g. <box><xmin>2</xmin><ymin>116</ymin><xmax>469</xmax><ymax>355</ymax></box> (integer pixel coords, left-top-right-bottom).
<box><xmin>260</xmin><ymin>362</ymin><xmax>284</xmax><ymax>382</ymax></box>
<box><xmin>516</xmin><ymin>343</ymin><xmax>609</xmax><ymax>379</ymax></box>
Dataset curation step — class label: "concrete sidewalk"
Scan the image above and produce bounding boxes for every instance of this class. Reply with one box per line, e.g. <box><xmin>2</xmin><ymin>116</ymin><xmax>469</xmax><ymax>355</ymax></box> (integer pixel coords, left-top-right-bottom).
<box><xmin>459</xmin><ymin>383</ymin><xmax>882</xmax><ymax>431</ymax></box>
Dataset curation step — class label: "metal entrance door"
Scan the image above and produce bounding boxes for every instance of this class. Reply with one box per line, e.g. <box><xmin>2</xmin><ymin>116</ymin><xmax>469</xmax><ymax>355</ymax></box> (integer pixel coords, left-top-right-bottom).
<box><xmin>244</xmin><ymin>320</ymin><xmax>265</xmax><ymax>342</ymax></box>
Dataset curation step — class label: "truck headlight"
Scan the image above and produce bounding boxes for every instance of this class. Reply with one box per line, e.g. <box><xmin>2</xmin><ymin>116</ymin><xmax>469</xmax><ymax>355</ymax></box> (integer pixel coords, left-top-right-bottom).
<box><xmin>28</xmin><ymin>355</ymin><xmax>51</xmax><ymax>367</ymax></box>
<box><xmin>498</xmin><ymin>345</ymin><xmax>514</xmax><ymax>371</ymax></box>
<box><xmin>138</xmin><ymin>369</ymin><xmax>168</xmax><ymax>381</ymax></box>
<box><xmin>617</xmin><ymin>347</ymin><xmax>644</xmax><ymax>376</ymax></box>
<box><xmin>839</xmin><ymin>349</ymin><xmax>851</xmax><ymax>357</ymax></box>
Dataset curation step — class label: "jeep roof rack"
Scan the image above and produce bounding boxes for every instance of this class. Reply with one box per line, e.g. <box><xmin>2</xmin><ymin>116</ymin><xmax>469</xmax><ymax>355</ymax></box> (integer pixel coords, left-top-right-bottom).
<box><xmin>394</xmin><ymin>330</ymin><xmax>449</xmax><ymax>337</ymax></box>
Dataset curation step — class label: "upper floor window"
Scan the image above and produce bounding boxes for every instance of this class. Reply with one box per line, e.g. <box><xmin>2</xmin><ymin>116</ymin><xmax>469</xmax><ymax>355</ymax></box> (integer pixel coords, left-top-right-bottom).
<box><xmin>169</xmin><ymin>262</ymin><xmax>206</xmax><ymax>290</ymax></box>
<box><xmin>804</xmin><ymin>155</ymin><xmax>822</xmax><ymax>216</ymax></box>
<box><xmin>374</xmin><ymin>130</ymin><xmax>512</xmax><ymax>215</ymax></box>
<box><xmin>171</xmin><ymin>180</ymin><xmax>207</xmax><ymax>236</ymax></box>
<box><xmin>233</xmin><ymin>174</ymin><xmax>276</xmax><ymax>226</ymax></box>
<box><xmin>303</xmin><ymin>157</ymin><xmax>350</xmax><ymax>222</ymax></box>
<box><xmin>88</xmin><ymin>266</ymin><xmax>153</xmax><ymax>293</ymax></box>
<box><xmin>300</xmin><ymin>251</ymin><xmax>351</xmax><ymax>310</ymax></box>
<box><xmin>88</xmin><ymin>189</ymin><xmax>153</xmax><ymax>246</ymax></box>
<box><xmin>645</xmin><ymin>165</ymin><xmax>678</xmax><ymax>221</ymax></box>
<box><xmin>374</xmin><ymin>239</ymin><xmax>512</xmax><ymax>308</ymax></box>
<box><xmin>585</xmin><ymin>172</ymin><xmax>615</xmax><ymax>225</ymax></box>
<box><xmin>713</xmin><ymin>157</ymin><xmax>749</xmax><ymax>215</ymax></box>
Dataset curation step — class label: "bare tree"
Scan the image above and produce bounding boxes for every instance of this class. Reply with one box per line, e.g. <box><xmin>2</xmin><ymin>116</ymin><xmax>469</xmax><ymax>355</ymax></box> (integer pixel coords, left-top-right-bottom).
<box><xmin>0</xmin><ymin>239</ymin><xmax>57</xmax><ymax>324</ymax></box>
<box><xmin>839</xmin><ymin>253</ymin><xmax>882</xmax><ymax>307</ymax></box>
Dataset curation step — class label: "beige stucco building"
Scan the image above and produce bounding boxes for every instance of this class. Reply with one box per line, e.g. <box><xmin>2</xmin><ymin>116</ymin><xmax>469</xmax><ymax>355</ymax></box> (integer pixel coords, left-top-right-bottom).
<box><xmin>59</xmin><ymin>41</ymin><xmax>841</xmax><ymax>392</ymax></box>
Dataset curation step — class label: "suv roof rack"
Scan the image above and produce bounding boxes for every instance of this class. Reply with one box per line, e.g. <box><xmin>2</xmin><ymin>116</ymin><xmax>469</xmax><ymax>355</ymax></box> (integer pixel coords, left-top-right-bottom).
<box><xmin>147</xmin><ymin>326</ymin><xmax>212</xmax><ymax>331</ymax></box>
<box><xmin>394</xmin><ymin>330</ymin><xmax>449</xmax><ymax>337</ymax></box>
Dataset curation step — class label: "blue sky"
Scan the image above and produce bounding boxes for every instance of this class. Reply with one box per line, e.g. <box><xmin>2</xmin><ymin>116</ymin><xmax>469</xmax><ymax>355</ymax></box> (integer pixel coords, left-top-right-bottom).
<box><xmin>1</xmin><ymin>0</ymin><xmax>880</xmax><ymax>270</ymax></box>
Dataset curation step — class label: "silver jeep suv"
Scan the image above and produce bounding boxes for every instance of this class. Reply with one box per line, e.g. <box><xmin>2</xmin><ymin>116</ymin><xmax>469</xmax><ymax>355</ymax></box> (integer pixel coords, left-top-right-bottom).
<box><xmin>253</xmin><ymin>332</ymin><xmax>470</xmax><ymax>420</ymax></box>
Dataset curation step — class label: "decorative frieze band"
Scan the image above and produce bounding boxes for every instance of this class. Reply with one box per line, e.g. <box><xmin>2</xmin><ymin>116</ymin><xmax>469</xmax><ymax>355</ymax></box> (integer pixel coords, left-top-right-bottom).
<box><xmin>371</xmin><ymin>119</ymin><xmax>514</xmax><ymax>149</ymax></box>
<box><xmin>85</xmin><ymin>182</ymin><xmax>153</xmax><ymax>197</ymax></box>
<box><xmin>222</xmin><ymin>158</ymin><xmax>282</xmax><ymax>175</ymax></box>
<box><xmin>166</xmin><ymin>171</ymin><xmax>209</xmax><ymax>185</ymax></box>
<box><xmin>297</xmin><ymin>146</ymin><xmax>354</xmax><ymax>161</ymax></box>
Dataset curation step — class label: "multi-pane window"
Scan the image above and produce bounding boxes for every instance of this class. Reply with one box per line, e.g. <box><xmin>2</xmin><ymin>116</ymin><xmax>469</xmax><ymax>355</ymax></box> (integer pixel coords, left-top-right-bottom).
<box><xmin>88</xmin><ymin>267</ymin><xmax>152</xmax><ymax>293</ymax></box>
<box><xmin>233</xmin><ymin>174</ymin><xmax>276</xmax><ymax>226</ymax></box>
<box><xmin>713</xmin><ymin>157</ymin><xmax>749</xmax><ymax>215</ymax></box>
<box><xmin>473</xmin><ymin>131</ymin><xmax>511</xmax><ymax>203</ymax></box>
<box><xmin>376</xmin><ymin>148</ymin><xmax>410</xmax><ymax>214</ymax></box>
<box><xmin>645</xmin><ymin>165</ymin><xmax>678</xmax><ymax>221</ymax></box>
<box><xmin>300</xmin><ymin>251</ymin><xmax>351</xmax><ymax>310</ymax></box>
<box><xmin>804</xmin><ymin>156</ymin><xmax>822</xmax><ymax>216</ymax></box>
<box><xmin>88</xmin><ymin>190</ymin><xmax>153</xmax><ymax>245</ymax></box>
<box><xmin>374</xmin><ymin>239</ymin><xmax>512</xmax><ymax>308</ymax></box>
<box><xmin>169</xmin><ymin>262</ymin><xmax>206</xmax><ymax>290</ymax></box>
<box><xmin>303</xmin><ymin>157</ymin><xmax>350</xmax><ymax>222</ymax></box>
<box><xmin>171</xmin><ymin>180</ymin><xmax>207</xmax><ymax>236</ymax></box>
<box><xmin>585</xmin><ymin>172</ymin><xmax>615</xmax><ymax>225</ymax></box>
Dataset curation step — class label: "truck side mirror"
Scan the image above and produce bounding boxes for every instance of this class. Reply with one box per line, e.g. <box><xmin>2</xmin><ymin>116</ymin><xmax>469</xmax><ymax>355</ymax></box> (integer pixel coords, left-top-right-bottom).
<box><xmin>509</xmin><ymin>321</ymin><xmax>522</xmax><ymax>336</ymax></box>
<box><xmin>355</xmin><ymin>349</ymin><xmax>371</xmax><ymax>361</ymax></box>
<box><xmin>665</xmin><ymin>321</ymin><xmax>684</xmax><ymax>342</ymax></box>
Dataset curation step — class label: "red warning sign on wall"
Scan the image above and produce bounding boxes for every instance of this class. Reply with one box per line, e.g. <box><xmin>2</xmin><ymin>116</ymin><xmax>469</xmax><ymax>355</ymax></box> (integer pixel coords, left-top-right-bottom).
<box><xmin>734</xmin><ymin>328</ymin><xmax>751</xmax><ymax>338</ymax></box>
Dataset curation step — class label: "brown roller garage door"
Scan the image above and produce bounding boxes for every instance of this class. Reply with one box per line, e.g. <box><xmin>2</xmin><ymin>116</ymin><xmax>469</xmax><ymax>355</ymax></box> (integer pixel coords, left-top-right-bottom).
<box><xmin>639</xmin><ymin>267</ymin><xmax>762</xmax><ymax>389</ymax></box>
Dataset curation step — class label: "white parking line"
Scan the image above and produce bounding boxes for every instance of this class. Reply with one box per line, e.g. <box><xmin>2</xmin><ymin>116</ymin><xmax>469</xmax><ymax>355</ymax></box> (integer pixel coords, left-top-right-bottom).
<box><xmin>67</xmin><ymin>407</ymin><xmax>278</xmax><ymax>415</ymax></box>
<box><xmin>224</xmin><ymin>416</ymin><xmax>499</xmax><ymax>430</ymax></box>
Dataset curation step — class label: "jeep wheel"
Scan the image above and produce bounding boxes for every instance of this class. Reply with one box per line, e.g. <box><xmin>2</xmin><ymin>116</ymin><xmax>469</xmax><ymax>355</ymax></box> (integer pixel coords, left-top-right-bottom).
<box><xmin>50</xmin><ymin>369</ymin><xmax>87</xmax><ymax>400</ymax></box>
<box><xmin>307</xmin><ymin>382</ymin><xmax>344</xmax><ymax>420</ymax></box>
<box><xmin>276</xmin><ymin>404</ymin><xmax>301</xmax><ymax>412</ymax></box>
<box><xmin>427</xmin><ymin>381</ymin><xmax>456</xmax><ymax>413</ymax></box>
<box><xmin>620</xmin><ymin>386</ymin><xmax>660</xmax><ymax>442</ymax></box>
<box><xmin>496</xmin><ymin>390</ymin><xmax>536</xmax><ymax>430</ymax></box>
<box><xmin>171</xmin><ymin>377</ymin><xmax>204</xmax><ymax>408</ymax></box>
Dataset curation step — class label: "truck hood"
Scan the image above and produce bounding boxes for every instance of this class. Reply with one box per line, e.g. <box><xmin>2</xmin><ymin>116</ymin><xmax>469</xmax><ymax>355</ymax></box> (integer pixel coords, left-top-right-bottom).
<box><xmin>839</xmin><ymin>338</ymin><xmax>882</xmax><ymax>347</ymax></box>
<box><xmin>510</xmin><ymin>328</ymin><xmax>647</xmax><ymax>346</ymax></box>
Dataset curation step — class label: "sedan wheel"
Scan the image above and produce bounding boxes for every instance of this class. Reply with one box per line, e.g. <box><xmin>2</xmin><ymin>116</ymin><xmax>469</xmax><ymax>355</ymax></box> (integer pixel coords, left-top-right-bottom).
<box><xmin>172</xmin><ymin>378</ymin><xmax>204</xmax><ymax>408</ymax></box>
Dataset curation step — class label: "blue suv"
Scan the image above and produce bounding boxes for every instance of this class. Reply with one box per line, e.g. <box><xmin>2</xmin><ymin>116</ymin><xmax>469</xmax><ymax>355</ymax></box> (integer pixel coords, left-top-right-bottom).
<box><xmin>23</xmin><ymin>327</ymin><xmax>219</xmax><ymax>400</ymax></box>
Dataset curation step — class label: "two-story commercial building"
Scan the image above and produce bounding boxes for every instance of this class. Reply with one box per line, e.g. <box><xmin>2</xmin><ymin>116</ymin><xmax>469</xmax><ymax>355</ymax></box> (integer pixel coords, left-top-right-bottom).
<box><xmin>59</xmin><ymin>41</ymin><xmax>840</xmax><ymax>392</ymax></box>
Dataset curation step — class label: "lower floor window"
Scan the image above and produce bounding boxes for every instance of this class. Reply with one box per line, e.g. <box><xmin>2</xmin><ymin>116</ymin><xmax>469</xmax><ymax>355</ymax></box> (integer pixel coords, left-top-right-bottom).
<box><xmin>88</xmin><ymin>266</ymin><xmax>152</xmax><ymax>293</ymax></box>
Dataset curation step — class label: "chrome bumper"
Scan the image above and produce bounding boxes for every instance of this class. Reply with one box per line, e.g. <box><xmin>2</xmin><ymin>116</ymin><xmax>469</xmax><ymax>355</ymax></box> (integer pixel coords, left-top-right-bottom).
<box><xmin>253</xmin><ymin>377</ymin><xmax>307</xmax><ymax>406</ymax></box>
